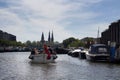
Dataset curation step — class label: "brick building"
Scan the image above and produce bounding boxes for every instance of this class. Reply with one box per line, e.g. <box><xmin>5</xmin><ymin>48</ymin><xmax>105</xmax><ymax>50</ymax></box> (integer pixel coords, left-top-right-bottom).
<box><xmin>101</xmin><ymin>20</ymin><xmax>120</xmax><ymax>46</ymax></box>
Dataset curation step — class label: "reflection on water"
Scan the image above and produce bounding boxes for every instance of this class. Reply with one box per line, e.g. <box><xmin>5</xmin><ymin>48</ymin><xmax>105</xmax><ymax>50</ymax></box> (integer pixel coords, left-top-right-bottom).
<box><xmin>0</xmin><ymin>52</ymin><xmax>120</xmax><ymax>80</ymax></box>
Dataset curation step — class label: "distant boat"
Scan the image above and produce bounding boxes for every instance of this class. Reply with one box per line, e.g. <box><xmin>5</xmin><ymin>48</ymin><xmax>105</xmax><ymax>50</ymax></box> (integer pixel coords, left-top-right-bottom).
<box><xmin>29</xmin><ymin>53</ymin><xmax>57</xmax><ymax>63</ymax></box>
<box><xmin>86</xmin><ymin>44</ymin><xmax>110</xmax><ymax>61</ymax></box>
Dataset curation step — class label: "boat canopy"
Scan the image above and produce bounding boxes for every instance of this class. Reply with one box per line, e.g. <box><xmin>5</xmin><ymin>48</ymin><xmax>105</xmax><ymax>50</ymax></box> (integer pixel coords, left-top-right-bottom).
<box><xmin>89</xmin><ymin>44</ymin><xmax>109</xmax><ymax>54</ymax></box>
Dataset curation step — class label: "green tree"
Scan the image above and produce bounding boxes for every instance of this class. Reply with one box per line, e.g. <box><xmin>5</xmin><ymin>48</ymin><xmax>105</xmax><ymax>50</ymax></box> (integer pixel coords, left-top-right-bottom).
<box><xmin>16</xmin><ymin>41</ymin><xmax>23</xmax><ymax>46</ymax></box>
<box><xmin>0</xmin><ymin>39</ymin><xmax>24</xmax><ymax>47</ymax></box>
<box><xmin>69</xmin><ymin>39</ymin><xmax>85</xmax><ymax>48</ymax></box>
<box><xmin>32</xmin><ymin>41</ymin><xmax>37</xmax><ymax>47</ymax></box>
<box><xmin>85</xmin><ymin>37</ymin><xmax>95</xmax><ymax>48</ymax></box>
<box><xmin>62</xmin><ymin>37</ymin><xmax>76</xmax><ymax>48</ymax></box>
<box><xmin>25</xmin><ymin>40</ymin><xmax>32</xmax><ymax>47</ymax></box>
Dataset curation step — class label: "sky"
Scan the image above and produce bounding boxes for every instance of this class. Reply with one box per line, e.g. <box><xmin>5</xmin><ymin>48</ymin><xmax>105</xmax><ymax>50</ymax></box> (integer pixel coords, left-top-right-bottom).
<box><xmin>0</xmin><ymin>0</ymin><xmax>120</xmax><ymax>43</ymax></box>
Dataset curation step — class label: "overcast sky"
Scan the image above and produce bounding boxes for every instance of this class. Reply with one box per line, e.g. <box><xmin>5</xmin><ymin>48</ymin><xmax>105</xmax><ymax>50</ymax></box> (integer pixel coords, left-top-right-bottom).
<box><xmin>0</xmin><ymin>0</ymin><xmax>120</xmax><ymax>42</ymax></box>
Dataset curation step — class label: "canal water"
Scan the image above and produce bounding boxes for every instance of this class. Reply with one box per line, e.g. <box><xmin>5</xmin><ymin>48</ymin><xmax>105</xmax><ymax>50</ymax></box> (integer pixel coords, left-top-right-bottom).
<box><xmin>0</xmin><ymin>52</ymin><xmax>120</xmax><ymax>80</ymax></box>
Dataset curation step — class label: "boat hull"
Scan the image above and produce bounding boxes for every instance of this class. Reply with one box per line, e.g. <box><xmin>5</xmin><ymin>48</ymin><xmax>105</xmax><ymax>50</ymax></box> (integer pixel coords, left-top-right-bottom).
<box><xmin>29</xmin><ymin>54</ymin><xmax>57</xmax><ymax>63</ymax></box>
<box><xmin>86</xmin><ymin>51</ymin><xmax>110</xmax><ymax>61</ymax></box>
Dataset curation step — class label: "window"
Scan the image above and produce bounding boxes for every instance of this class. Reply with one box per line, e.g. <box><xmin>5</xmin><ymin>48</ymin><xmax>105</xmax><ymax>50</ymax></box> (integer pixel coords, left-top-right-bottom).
<box><xmin>98</xmin><ymin>47</ymin><xmax>107</xmax><ymax>52</ymax></box>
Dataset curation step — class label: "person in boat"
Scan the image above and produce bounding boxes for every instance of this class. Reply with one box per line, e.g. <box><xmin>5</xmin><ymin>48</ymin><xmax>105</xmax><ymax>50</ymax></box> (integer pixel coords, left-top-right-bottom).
<box><xmin>43</xmin><ymin>44</ymin><xmax>51</xmax><ymax>59</ymax></box>
<box><xmin>48</xmin><ymin>46</ymin><xmax>57</xmax><ymax>59</ymax></box>
<box><xmin>31</xmin><ymin>48</ymin><xmax>39</xmax><ymax>55</ymax></box>
<box><xmin>29</xmin><ymin>48</ymin><xmax>39</xmax><ymax>59</ymax></box>
<box><xmin>48</xmin><ymin>46</ymin><xmax>53</xmax><ymax>54</ymax></box>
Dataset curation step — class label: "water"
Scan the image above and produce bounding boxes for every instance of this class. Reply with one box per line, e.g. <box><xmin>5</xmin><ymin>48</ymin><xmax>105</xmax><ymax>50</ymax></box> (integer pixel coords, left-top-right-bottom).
<box><xmin>0</xmin><ymin>52</ymin><xmax>120</xmax><ymax>80</ymax></box>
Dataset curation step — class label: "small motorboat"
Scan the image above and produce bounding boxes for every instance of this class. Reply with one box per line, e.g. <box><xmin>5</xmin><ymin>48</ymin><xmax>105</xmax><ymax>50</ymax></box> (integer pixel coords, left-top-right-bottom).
<box><xmin>86</xmin><ymin>44</ymin><xmax>110</xmax><ymax>61</ymax></box>
<box><xmin>29</xmin><ymin>53</ymin><xmax>57</xmax><ymax>63</ymax></box>
<box><xmin>79</xmin><ymin>50</ymin><xmax>87</xmax><ymax>59</ymax></box>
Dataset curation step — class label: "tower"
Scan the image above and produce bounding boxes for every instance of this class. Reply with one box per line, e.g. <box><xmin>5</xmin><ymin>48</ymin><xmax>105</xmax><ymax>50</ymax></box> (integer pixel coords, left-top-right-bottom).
<box><xmin>48</xmin><ymin>31</ymin><xmax>51</xmax><ymax>43</ymax></box>
<box><xmin>97</xmin><ymin>27</ymin><xmax>100</xmax><ymax>39</ymax></box>
<box><xmin>41</xmin><ymin>32</ymin><xmax>45</xmax><ymax>44</ymax></box>
<box><xmin>51</xmin><ymin>31</ymin><xmax>54</xmax><ymax>43</ymax></box>
<box><xmin>97</xmin><ymin>27</ymin><xmax>100</xmax><ymax>43</ymax></box>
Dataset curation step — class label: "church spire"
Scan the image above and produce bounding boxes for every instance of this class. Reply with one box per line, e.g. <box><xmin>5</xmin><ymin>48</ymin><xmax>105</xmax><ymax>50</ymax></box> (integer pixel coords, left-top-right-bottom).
<box><xmin>48</xmin><ymin>31</ymin><xmax>51</xmax><ymax>43</ymax></box>
<box><xmin>51</xmin><ymin>31</ymin><xmax>54</xmax><ymax>42</ymax></box>
<box><xmin>41</xmin><ymin>32</ymin><xmax>45</xmax><ymax>43</ymax></box>
<box><xmin>97</xmin><ymin>27</ymin><xmax>100</xmax><ymax>43</ymax></box>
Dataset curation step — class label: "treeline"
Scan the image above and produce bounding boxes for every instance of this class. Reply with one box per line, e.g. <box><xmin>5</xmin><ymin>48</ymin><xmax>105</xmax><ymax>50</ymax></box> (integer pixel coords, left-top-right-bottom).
<box><xmin>0</xmin><ymin>39</ymin><xmax>24</xmax><ymax>47</ymax></box>
<box><xmin>62</xmin><ymin>37</ymin><xmax>95</xmax><ymax>48</ymax></box>
<box><xmin>0</xmin><ymin>40</ymin><xmax>42</xmax><ymax>52</ymax></box>
<box><xmin>0</xmin><ymin>39</ymin><xmax>42</xmax><ymax>48</ymax></box>
<box><xmin>25</xmin><ymin>40</ymin><xmax>42</xmax><ymax>48</ymax></box>
<box><xmin>0</xmin><ymin>37</ymin><xmax>95</xmax><ymax>52</ymax></box>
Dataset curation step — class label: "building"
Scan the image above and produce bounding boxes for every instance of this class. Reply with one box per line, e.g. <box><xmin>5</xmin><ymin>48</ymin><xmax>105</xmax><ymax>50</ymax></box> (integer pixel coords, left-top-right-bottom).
<box><xmin>101</xmin><ymin>20</ymin><xmax>120</xmax><ymax>46</ymax></box>
<box><xmin>41</xmin><ymin>32</ymin><xmax>45</xmax><ymax>44</ymax></box>
<box><xmin>0</xmin><ymin>30</ymin><xmax>16</xmax><ymax>41</ymax></box>
<box><xmin>40</xmin><ymin>31</ymin><xmax>54</xmax><ymax>45</ymax></box>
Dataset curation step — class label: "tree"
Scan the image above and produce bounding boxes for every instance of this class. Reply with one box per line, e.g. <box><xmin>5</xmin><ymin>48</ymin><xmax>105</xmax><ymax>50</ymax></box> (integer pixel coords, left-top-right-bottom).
<box><xmin>84</xmin><ymin>37</ymin><xmax>95</xmax><ymax>48</ymax></box>
<box><xmin>16</xmin><ymin>41</ymin><xmax>24</xmax><ymax>46</ymax></box>
<box><xmin>0</xmin><ymin>39</ymin><xmax>24</xmax><ymax>47</ymax></box>
<box><xmin>62</xmin><ymin>37</ymin><xmax>77</xmax><ymax>48</ymax></box>
<box><xmin>31</xmin><ymin>41</ymin><xmax>37</xmax><ymax>47</ymax></box>
<box><xmin>69</xmin><ymin>39</ymin><xmax>85</xmax><ymax>47</ymax></box>
<box><xmin>25</xmin><ymin>40</ymin><xmax>32</xmax><ymax>47</ymax></box>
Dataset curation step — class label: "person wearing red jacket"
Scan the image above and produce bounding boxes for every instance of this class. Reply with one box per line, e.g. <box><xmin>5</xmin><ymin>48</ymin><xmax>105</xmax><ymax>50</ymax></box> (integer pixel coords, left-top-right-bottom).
<box><xmin>43</xmin><ymin>44</ymin><xmax>51</xmax><ymax>59</ymax></box>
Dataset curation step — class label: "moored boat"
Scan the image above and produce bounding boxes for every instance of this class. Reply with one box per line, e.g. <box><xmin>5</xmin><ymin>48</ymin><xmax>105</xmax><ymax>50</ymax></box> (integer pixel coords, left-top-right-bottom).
<box><xmin>86</xmin><ymin>44</ymin><xmax>110</xmax><ymax>61</ymax></box>
<box><xmin>79</xmin><ymin>50</ymin><xmax>87</xmax><ymax>59</ymax></box>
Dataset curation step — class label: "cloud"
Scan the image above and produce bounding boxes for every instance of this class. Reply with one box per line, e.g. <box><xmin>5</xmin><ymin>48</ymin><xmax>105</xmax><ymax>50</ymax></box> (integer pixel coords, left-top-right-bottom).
<box><xmin>68</xmin><ymin>22</ymin><xmax>109</xmax><ymax>40</ymax></box>
<box><xmin>21</xmin><ymin>0</ymin><xmax>70</xmax><ymax>20</ymax></box>
<box><xmin>0</xmin><ymin>0</ymin><xmax>107</xmax><ymax>43</ymax></box>
<box><xmin>0</xmin><ymin>9</ymin><xmax>29</xmax><ymax>41</ymax></box>
<box><xmin>0</xmin><ymin>7</ymin><xmax>74</xmax><ymax>42</ymax></box>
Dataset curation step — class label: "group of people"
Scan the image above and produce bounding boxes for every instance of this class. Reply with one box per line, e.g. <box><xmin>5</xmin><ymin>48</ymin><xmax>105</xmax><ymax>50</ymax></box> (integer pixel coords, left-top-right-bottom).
<box><xmin>29</xmin><ymin>44</ymin><xmax>57</xmax><ymax>60</ymax></box>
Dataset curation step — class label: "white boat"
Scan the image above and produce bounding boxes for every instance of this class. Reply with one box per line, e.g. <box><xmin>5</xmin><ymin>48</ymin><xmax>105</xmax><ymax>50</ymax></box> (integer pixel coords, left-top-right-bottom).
<box><xmin>79</xmin><ymin>50</ymin><xmax>87</xmax><ymax>59</ymax></box>
<box><xmin>29</xmin><ymin>53</ymin><xmax>57</xmax><ymax>63</ymax></box>
<box><xmin>86</xmin><ymin>44</ymin><xmax>110</xmax><ymax>61</ymax></box>
<box><xmin>71</xmin><ymin>49</ymin><xmax>81</xmax><ymax>57</ymax></box>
